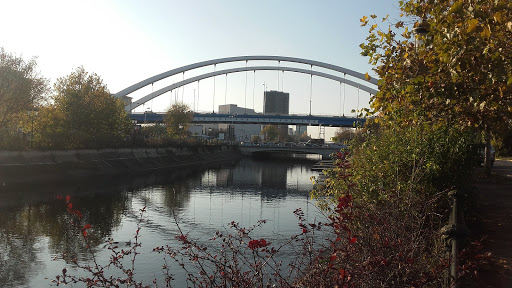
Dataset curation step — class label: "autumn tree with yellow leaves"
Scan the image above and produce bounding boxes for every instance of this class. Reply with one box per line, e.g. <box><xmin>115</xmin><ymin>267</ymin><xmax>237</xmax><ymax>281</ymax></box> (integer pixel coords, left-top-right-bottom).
<box><xmin>35</xmin><ymin>67</ymin><xmax>131</xmax><ymax>149</ymax></box>
<box><xmin>360</xmin><ymin>0</ymin><xmax>512</xmax><ymax>172</ymax></box>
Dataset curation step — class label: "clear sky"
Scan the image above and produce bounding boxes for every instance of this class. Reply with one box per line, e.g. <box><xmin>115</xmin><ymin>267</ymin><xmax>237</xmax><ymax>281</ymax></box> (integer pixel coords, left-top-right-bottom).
<box><xmin>1</xmin><ymin>0</ymin><xmax>402</xmax><ymax>118</ymax></box>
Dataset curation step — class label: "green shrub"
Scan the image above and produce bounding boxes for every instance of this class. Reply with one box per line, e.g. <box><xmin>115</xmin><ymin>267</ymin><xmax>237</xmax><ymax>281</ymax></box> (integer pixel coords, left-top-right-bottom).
<box><xmin>310</xmin><ymin>121</ymin><xmax>480</xmax><ymax>285</ymax></box>
<box><xmin>351</xmin><ymin>122</ymin><xmax>478</xmax><ymax>203</ymax></box>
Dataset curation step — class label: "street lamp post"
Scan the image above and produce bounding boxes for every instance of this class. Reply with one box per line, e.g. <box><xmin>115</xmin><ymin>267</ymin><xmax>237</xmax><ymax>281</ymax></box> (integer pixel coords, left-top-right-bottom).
<box><xmin>228</xmin><ymin>115</ymin><xmax>235</xmax><ymax>144</ymax></box>
<box><xmin>413</xmin><ymin>19</ymin><xmax>430</xmax><ymax>48</ymax></box>
<box><xmin>28</xmin><ymin>109</ymin><xmax>37</xmax><ymax>149</ymax></box>
<box><xmin>208</xmin><ymin>127</ymin><xmax>213</xmax><ymax>144</ymax></box>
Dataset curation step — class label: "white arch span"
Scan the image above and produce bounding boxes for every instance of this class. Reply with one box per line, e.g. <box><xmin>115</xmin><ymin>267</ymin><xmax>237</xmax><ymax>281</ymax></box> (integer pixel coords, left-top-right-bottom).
<box><xmin>115</xmin><ymin>55</ymin><xmax>378</xmax><ymax>97</ymax></box>
<box><xmin>124</xmin><ymin>65</ymin><xmax>378</xmax><ymax>111</ymax></box>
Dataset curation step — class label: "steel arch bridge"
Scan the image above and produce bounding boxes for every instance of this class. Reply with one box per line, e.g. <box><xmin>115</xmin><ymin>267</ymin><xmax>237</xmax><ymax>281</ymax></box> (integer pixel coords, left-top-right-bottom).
<box><xmin>114</xmin><ymin>56</ymin><xmax>379</xmax><ymax>112</ymax></box>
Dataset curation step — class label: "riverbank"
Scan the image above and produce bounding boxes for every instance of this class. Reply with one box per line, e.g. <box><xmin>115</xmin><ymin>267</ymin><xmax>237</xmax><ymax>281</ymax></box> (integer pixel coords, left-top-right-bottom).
<box><xmin>0</xmin><ymin>145</ymin><xmax>241</xmax><ymax>185</ymax></box>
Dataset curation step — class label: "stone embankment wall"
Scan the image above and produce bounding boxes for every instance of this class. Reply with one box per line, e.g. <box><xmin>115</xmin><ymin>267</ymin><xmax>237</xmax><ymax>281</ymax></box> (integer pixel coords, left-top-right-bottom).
<box><xmin>0</xmin><ymin>145</ymin><xmax>241</xmax><ymax>184</ymax></box>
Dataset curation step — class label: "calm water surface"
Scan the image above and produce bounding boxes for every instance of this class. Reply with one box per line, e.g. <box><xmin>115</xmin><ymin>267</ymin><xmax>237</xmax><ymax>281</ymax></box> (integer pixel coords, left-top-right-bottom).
<box><xmin>0</xmin><ymin>156</ymin><xmax>324</xmax><ymax>287</ymax></box>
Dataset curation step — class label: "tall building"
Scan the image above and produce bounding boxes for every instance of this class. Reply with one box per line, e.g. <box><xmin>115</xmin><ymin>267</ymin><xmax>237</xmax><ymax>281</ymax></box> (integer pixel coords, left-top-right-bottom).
<box><xmin>262</xmin><ymin>91</ymin><xmax>290</xmax><ymax>142</ymax></box>
<box><xmin>263</xmin><ymin>91</ymin><xmax>289</xmax><ymax>115</ymax></box>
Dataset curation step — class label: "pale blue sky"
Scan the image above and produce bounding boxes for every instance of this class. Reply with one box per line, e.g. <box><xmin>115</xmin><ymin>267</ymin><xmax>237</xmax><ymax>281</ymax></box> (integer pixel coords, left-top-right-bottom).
<box><xmin>1</xmin><ymin>0</ymin><xmax>402</xmax><ymax>116</ymax></box>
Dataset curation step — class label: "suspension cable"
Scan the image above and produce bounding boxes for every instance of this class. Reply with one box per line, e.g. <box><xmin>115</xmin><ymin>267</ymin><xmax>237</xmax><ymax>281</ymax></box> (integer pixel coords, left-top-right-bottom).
<box><xmin>182</xmin><ymin>72</ymin><xmax>185</xmax><ymax>102</ymax></box>
<box><xmin>357</xmin><ymin>86</ymin><xmax>360</xmax><ymax>118</ymax></box>
<box><xmin>225</xmin><ymin>73</ymin><xmax>228</xmax><ymax>105</ymax></box>
<box><xmin>281</xmin><ymin>70</ymin><xmax>284</xmax><ymax>92</ymax></box>
<box><xmin>309</xmin><ymin>65</ymin><xmax>313</xmax><ymax>116</ymax></box>
<box><xmin>173</xmin><ymin>81</ymin><xmax>177</xmax><ymax>104</ymax></box>
<box><xmin>213</xmin><ymin>64</ymin><xmax>216</xmax><ymax>113</ymax></box>
<box><xmin>253</xmin><ymin>70</ymin><xmax>256</xmax><ymax>110</ymax></box>
<box><xmin>343</xmin><ymin>73</ymin><xmax>346</xmax><ymax>117</ymax></box>
<box><xmin>169</xmin><ymin>88</ymin><xmax>174</xmax><ymax>108</ymax></box>
<box><xmin>277</xmin><ymin>61</ymin><xmax>280</xmax><ymax>91</ymax></box>
<box><xmin>170</xmin><ymin>81</ymin><xmax>174</xmax><ymax>107</ymax></box>
<box><xmin>339</xmin><ymin>81</ymin><xmax>342</xmax><ymax>117</ymax></box>
<box><xmin>244</xmin><ymin>61</ymin><xmax>248</xmax><ymax>113</ymax></box>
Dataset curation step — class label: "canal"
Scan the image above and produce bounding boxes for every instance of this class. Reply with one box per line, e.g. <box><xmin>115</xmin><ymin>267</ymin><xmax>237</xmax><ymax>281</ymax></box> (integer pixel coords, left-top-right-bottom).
<box><xmin>0</xmin><ymin>155</ymin><xmax>324</xmax><ymax>287</ymax></box>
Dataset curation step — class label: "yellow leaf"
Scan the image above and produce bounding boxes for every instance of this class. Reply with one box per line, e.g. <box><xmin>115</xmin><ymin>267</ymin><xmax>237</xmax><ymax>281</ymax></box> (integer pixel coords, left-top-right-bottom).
<box><xmin>365</xmin><ymin>73</ymin><xmax>371</xmax><ymax>81</ymax></box>
<box><xmin>467</xmin><ymin>18</ymin><xmax>479</xmax><ymax>33</ymax></box>
<box><xmin>449</xmin><ymin>1</ymin><xmax>463</xmax><ymax>14</ymax></box>
<box><xmin>370</xmin><ymin>14</ymin><xmax>377</xmax><ymax>19</ymax></box>
<box><xmin>371</xmin><ymin>24</ymin><xmax>378</xmax><ymax>31</ymax></box>
<box><xmin>360</xmin><ymin>16</ymin><xmax>368</xmax><ymax>25</ymax></box>
<box><xmin>404</xmin><ymin>52</ymin><xmax>408</xmax><ymax>59</ymax></box>
<box><xmin>481</xmin><ymin>26</ymin><xmax>491</xmax><ymax>38</ymax></box>
<box><xmin>382</xmin><ymin>15</ymin><xmax>389</xmax><ymax>22</ymax></box>
<box><xmin>494</xmin><ymin>12</ymin><xmax>502</xmax><ymax>23</ymax></box>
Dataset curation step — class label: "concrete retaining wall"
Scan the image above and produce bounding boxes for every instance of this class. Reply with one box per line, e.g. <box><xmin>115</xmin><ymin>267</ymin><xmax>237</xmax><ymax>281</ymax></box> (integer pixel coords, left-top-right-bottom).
<box><xmin>0</xmin><ymin>145</ymin><xmax>241</xmax><ymax>184</ymax></box>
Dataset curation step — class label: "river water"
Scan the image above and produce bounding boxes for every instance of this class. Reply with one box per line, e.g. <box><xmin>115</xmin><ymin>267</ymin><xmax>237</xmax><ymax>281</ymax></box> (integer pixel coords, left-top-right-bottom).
<box><xmin>0</xmin><ymin>155</ymin><xmax>324</xmax><ymax>287</ymax></box>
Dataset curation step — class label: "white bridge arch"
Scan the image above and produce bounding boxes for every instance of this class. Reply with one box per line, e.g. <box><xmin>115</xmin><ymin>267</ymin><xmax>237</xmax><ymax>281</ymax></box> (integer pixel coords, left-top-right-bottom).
<box><xmin>114</xmin><ymin>56</ymin><xmax>378</xmax><ymax>112</ymax></box>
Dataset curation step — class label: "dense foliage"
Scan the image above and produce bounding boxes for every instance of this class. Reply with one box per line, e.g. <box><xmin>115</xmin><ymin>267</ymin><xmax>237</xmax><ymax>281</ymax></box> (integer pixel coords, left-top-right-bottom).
<box><xmin>331</xmin><ymin>128</ymin><xmax>357</xmax><ymax>144</ymax></box>
<box><xmin>34</xmin><ymin>67</ymin><xmax>131</xmax><ymax>149</ymax></box>
<box><xmin>361</xmin><ymin>0</ymin><xmax>512</xmax><ymax>126</ymax></box>
<box><xmin>309</xmin><ymin>0</ymin><xmax>504</xmax><ymax>285</ymax></box>
<box><xmin>261</xmin><ymin>125</ymin><xmax>279</xmax><ymax>142</ymax></box>
<box><xmin>164</xmin><ymin>102</ymin><xmax>194</xmax><ymax>139</ymax></box>
<box><xmin>0</xmin><ymin>47</ymin><xmax>49</xmax><ymax>149</ymax></box>
<box><xmin>352</xmin><ymin>123</ymin><xmax>478</xmax><ymax>201</ymax></box>
<box><xmin>308</xmin><ymin>123</ymin><xmax>482</xmax><ymax>286</ymax></box>
<box><xmin>360</xmin><ymin>0</ymin><xmax>512</xmax><ymax>171</ymax></box>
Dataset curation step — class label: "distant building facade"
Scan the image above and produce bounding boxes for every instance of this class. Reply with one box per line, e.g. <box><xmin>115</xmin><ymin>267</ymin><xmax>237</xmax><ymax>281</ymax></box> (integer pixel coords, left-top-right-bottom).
<box><xmin>217</xmin><ymin>104</ymin><xmax>261</xmax><ymax>142</ymax></box>
<box><xmin>219</xmin><ymin>104</ymin><xmax>257</xmax><ymax>115</ymax></box>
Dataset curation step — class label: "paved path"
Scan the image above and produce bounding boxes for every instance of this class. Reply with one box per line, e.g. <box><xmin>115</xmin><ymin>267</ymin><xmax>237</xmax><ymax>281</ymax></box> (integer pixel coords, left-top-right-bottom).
<box><xmin>475</xmin><ymin>159</ymin><xmax>512</xmax><ymax>287</ymax></box>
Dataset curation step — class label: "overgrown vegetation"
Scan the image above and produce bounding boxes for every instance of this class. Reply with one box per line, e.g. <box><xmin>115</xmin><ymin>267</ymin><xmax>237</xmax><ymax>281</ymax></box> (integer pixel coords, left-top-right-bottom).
<box><xmin>360</xmin><ymin>0</ymin><xmax>512</xmax><ymax>173</ymax></box>
<box><xmin>34</xmin><ymin>67</ymin><xmax>132</xmax><ymax>149</ymax></box>
<box><xmin>0</xmin><ymin>47</ymin><xmax>49</xmax><ymax>149</ymax></box>
<box><xmin>309</xmin><ymin>0</ymin><xmax>511</xmax><ymax>285</ymax></box>
<box><xmin>164</xmin><ymin>102</ymin><xmax>194</xmax><ymax>139</ymax></box>
<box><xmin>311</xmin><ymin>0</ymin><xmax>511</xmax><ymax>284</ymax></box>
<box><xmin>312</xmin><ymin>122</ymin><xmax>481</xmax><ymax>286</ymax></box>
<box><xmin>0</xmin><ymin>51</ymin><xmax>201</xmax><ymax>150</ymax></box>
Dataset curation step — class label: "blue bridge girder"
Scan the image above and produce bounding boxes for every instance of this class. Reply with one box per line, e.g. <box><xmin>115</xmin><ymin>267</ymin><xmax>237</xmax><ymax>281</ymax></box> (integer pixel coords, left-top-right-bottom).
<box><xmin>131</xmin><ymin>113</ymin><xmax>365</xmax><ymax>127</ymax></box>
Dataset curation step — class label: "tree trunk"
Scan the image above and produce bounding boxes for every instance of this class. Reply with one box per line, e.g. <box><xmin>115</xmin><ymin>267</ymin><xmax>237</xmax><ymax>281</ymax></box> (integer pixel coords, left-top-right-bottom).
<box><xmin>484</xmin><ymin>128</ymin><xmax>492</xmax><ymax>176</ymax></box>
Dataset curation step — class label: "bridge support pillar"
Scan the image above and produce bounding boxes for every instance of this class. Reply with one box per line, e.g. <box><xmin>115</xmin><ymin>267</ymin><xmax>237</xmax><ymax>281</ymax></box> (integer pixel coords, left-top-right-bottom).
<box><xmin>321</xmin><ymin>154</ymin><xmax>331</xmax><ymax>160</ymax></box>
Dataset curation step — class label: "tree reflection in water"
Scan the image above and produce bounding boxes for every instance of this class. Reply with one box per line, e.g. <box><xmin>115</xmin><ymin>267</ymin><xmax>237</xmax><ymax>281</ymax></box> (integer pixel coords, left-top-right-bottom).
<box><xmin>0</xmin><ymin>157</ymin><xmax>319</xmax><ymax>287</ymax></box>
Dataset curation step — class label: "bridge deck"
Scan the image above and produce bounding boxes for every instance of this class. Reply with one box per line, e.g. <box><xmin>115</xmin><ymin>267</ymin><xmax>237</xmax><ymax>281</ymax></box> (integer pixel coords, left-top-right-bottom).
<box><xmin>131</xmin><ymin>113</ymin><xmax>365</xmax><ymax>127</ymax></box>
